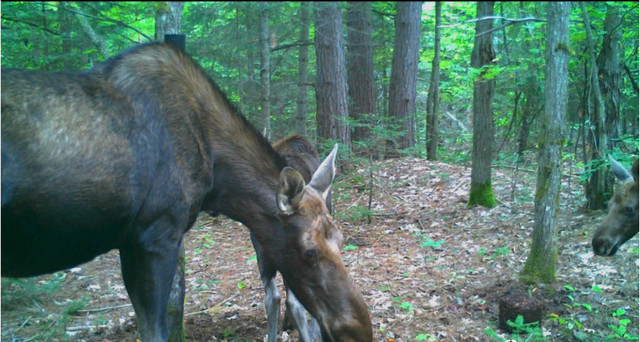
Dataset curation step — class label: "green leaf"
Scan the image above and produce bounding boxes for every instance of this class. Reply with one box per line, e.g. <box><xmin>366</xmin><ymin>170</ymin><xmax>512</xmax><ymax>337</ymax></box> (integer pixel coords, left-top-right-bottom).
<box><xmin>612</xmin><ymin>308</ymin><xmax>627</xmax><ymax>317</ymax></box>
<box><xmin>421</xmin><ymin>238</ymin><xmax>445</xmax><ymax>248</ymax></box>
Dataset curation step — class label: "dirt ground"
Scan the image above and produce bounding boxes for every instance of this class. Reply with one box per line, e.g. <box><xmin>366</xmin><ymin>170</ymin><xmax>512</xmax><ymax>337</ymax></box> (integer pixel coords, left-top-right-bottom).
<box><xmin>2</xmin><ymin>157</ymin><xmax>638</xmax><ymax>341</ymax></box>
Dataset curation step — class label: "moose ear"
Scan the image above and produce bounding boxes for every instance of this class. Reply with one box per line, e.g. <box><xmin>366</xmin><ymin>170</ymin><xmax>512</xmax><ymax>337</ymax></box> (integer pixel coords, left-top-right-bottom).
<box><xmin>609</xmin><ymin>155</ymin><xmax>633</xmax><ymax>182</ymax></box>
<box><xmin>277</xmin><ymin>167</ymin><xmax>306</xmax><ymax>215</ymax></box>
<box><xmin>632</xmin><ymin>159</ymin><xmax>639</xmax><ymax>184</ymax></box>
<box><xmin>309</xmin><ymin>144</ymin><xmax>338</xmax><ymax>200</ymax></box>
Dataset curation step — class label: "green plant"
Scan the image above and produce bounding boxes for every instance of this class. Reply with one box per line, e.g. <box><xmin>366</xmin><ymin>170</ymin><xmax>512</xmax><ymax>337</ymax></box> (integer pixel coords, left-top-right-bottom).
<box><xmin>484</xmin><ymin>315</ymin><xmax>546</xmax><ymax>342</ymax></box>
<box><xmin>2</xmin><ymin>272</ymin><xmax>66</xmax><ymax>301</ymax></box>
<box><xmin>606</xmin><ymin>308</ymin><xmax>639</xmax><ymax>341</ymax></box>
<box><xmin>416</xmin><ymin>333</ymin><xmax>438</xmax><ymax>341</ymax></box>
<box><xmin>63</xmin><ymin>296</ymin><xmax>88</xmax><ymax>316</ymax></box>
<box><xmin>399</xmin><ymin>301</ymin><xmax>414</xmax><ymax>314</ymax></box>
<box><xmin>563</xmin><ymin>286</ymin><xmax>594</xmax><ymax>312</ymax></box>
<box><xmin>490</xmin><ymin>246</ymin><xmax>511</xmax><ymax>259</ymax></box>
<box><xmin>421</xmin><ymin>237</ymin><xmax>445</xmax><ymax>248</ymax></box>
<box><xmin>201</xmin><ymin>233</ymin><xmax>215</xmax><ymax>248</ymax></box>
<box><xmin>222</xmin><ymin>326</ymin><xmax>235</xmax><ymax>339</ymax></box>
<box><xmin>549</xmin><ymin>313</ymin><xmax>585</xmax><ymax>340</ymax></box>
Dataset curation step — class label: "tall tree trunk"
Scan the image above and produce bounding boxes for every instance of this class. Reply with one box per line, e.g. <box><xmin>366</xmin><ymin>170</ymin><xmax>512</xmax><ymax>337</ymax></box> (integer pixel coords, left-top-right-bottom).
<box><xmin>347</xmin><ymin>1</ymin><xmax>376</xmax><ymax>152</ymax></box>
<box><xmin>155</xmin><ymin>2</ymin><xmax>184</xmax><ymax>41</ymax></box>
<box><xmin>518</xmin><ymin>77</ymin><xmax>540</xmax><ymax>161</ymax></box>
<box><xmin>598</xmin><ymin>5</ymin><xmax>622</xmax><ymax>143</ymax></box>
<box><xmin>244</xmin><ymin>4</ymin><xmax>258</xmax><ymax>120</ymax></box>
<box><xmin>314</xmin><ymin>2</ymin><xmax>350</xmax><ymax>146</ymax></box>
<box><xmin>516</xmin><ymin>1</ymin><xmax>542</xmax><ymax>163</ymax></box>
<box><xmin>73</xmin><ymin>4</ymin><xmax>110</xmax><ymax>60</ymax></box>
<box><xmin>468</xmin><ymin>1</ymin><xmax>497</xmax><ymax>207</ymax></box>
<box><xmin>426</xmin><ymin>2</ymin><xmax>442</xmax><ymax>160</ymax></box>
<box><xmin>386</xmin><ymin>2</ymin><xmax>421</xmax><ymax>158</ymax></box>
<box><xmin>58</xmin><ymin>2</ymin><xmax>73</xmax><ymax>69</ymax></box>
<box><xmin>259</xmin><ymin>2</ymin><xmax>272</xmax><ymax>140</ymax></box>
<box><xmin>520</xmin><ymin>1</ymin><xmax>570</xmax><ymax>284</ymax></box>
<box><xmin>296</xmin><ymin>2</ymin><xmax>311</xmax><ymax>136</ymax></box>
<box><xmin>581</xmin><ymin>3</ymin><xmax>610</xmax><ymax>210</ymax></box>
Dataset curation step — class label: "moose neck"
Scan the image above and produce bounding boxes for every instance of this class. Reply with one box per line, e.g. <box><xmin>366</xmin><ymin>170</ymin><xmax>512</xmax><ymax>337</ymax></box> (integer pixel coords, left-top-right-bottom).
<box><xmin>197</xmin><ymin>91</ymin><xmax>287</xmax><ymax>230</ymax></box>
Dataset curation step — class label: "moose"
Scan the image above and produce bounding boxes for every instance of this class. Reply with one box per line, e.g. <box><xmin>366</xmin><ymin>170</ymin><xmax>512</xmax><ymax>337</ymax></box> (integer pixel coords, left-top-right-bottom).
<box><xmin>592</xmin><ymin>156</ymin><xmax>639</xmax><ymax>256</ymax></box>
<box><xmin>1</xmin><ymin>43</ymin><xmax>373</xmax><ymax>341</ymax></box>
<box><xmin>248</xmin><ymin>134</ymin><xmax>331</xmax><ymax>342</ymax></box>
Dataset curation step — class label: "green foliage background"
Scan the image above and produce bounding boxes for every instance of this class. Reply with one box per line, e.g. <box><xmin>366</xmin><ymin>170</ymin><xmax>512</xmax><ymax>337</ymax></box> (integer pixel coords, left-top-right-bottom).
<box><xmin>1</xmin><ymin>2</ymin><xmax>638</xmax><ymax>163</ymax></box>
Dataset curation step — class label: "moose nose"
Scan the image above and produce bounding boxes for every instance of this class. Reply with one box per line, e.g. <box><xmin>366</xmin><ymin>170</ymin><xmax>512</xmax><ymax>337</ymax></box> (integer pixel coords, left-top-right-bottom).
<box><xmin>592</xmin><ymin>236</ymin><xmax>619</xmax><ymax>256</ymax></box>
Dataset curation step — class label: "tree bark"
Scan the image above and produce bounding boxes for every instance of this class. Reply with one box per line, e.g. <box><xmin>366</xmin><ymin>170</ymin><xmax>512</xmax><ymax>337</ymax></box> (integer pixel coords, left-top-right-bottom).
<box><xmin>581</xmin><ymin>3</ymin><xmax>610</xmax><ymax>210</ymax></box>
<box><xmin>58</xmin><ymin>2</ymin><xmax>74</xmax><ymax>69</ymax></box>
<box><xmin>386</xmin><ymin>2</ymin><xmax>421</xmax><ymax>157</ymax></box>
<box><xmin>296</xmin><ymin>2</ymin><xmax>311</xmax><ymax>136</ymax></box>
<box><xmin>259</xmin><ymin>2</ymin><xmax>272</xmax><ymax>140</ymax></box>
<box><xmin>155</xmin><ymin>2</ymin><xmax>184</xmax><ymax>41</ymax></box>
<box><xmin>244</xmin><ymin>4</ymin><xmax>258</xmax><ymax>120</ymax></box>
<box><xmin>426</xmin><ymin>2</ymin><xmax>442</xmax><ymax>160</ymax></box>
<box><xmin>468</xmin><ymin>1</ymin><xmax>497</xmax><ymax>207</ymax></box>
<box><xmin>73</xmin><ymin>5</ymin><xmax>110</xmax><ymax>60</ymax></box>
<box><xmin>519</xmin><ymin>1</ymin><xmax>570</xmax><ymax>284</ymax></box>
<box><xmin>314</xmin><ymin>2</ymin><xmax>350</xmax><ymax>146</ymax></box>
<box><xmin>598</xmin><ymin>5</ymin><xmax>622</xmax><ymax>142</ymax></box>
<box><xmin>347</xmin><ymin>1</ymin><xmax>376</xmax><ymax>152</ymax></box>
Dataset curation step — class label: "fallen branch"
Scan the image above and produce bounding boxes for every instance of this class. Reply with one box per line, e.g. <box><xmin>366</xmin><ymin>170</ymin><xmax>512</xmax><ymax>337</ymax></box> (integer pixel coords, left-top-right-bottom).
<box><xmin>184</xmin><ymin>294</ymin><xmax>237</xmax><ymax>317</ymax></box>
<box><xmin>66</xmin><ymin>324</ymin><xmax>111</xmax><ymax>332</ymax></box>
<box><xmin>78</xmin><ymin>303</ymin><xmax>131</xmax><ymax>314</ymax></box>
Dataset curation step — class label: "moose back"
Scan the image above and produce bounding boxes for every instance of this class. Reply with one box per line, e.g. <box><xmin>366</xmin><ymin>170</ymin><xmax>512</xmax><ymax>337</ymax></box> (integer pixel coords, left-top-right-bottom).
<box><xmin>1</xmin><ymin>43</ymin><xmax>372</xmax><ymax>342</ymax></box>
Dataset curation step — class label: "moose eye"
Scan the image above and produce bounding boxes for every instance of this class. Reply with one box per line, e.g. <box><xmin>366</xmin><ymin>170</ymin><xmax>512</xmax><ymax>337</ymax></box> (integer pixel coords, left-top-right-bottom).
<box><xmin>626</xmin><ymin>206</ymin><xmax>635</xmax><ymax>215</ymax></box>
<box><xmin>304</xmin><ymin>249</ymin><xmax>318</xmax><ymax>265</ymax></box>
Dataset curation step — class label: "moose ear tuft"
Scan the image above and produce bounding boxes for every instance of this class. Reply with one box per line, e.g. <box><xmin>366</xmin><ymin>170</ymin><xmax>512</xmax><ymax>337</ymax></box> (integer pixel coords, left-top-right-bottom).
<box><xmin>277</xmin><ymin>167</ymin><xmax>306</xmax><ymax>215</ymax></box>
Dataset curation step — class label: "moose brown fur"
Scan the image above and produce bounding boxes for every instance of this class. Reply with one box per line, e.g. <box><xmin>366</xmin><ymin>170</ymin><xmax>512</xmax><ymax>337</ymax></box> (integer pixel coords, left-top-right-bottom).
<box><xmin>1</xmin><ymin>43</ymin><xmax>372</xmax><ymax>341</ymax></box>
<box><xmin>592</xmin><ymin>156</ymin><xmax>639</xmax><ymax>256</ymax></box>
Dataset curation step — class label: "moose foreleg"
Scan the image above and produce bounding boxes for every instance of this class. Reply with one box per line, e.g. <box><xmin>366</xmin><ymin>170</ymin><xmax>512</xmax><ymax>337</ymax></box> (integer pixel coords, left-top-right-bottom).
<box><xmin>286</xmin><ymin>288</ymin><xmax>321</xmax><ymax>342</ymax></box>
<box><xmin>264</xmin><ymin>277</ymin><xmax>281</xmax><ymax>342</ymax></box>
<box><xmin>119</xmin><ymin>223</ymin><xmax>182</xmax><ymax>341</ymax></box>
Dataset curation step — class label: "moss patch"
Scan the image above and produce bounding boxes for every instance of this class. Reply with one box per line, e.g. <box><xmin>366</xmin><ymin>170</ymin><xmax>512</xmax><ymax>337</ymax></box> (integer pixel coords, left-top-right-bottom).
<box><xmin>468</xmin><ymin>180</ymin><xmax>497</xmax><ymax>208</ymax></box>
<box><xmin>519</xmin><ymin>247</ymin><xmax>558</xmax><ymax>284</ymax></box>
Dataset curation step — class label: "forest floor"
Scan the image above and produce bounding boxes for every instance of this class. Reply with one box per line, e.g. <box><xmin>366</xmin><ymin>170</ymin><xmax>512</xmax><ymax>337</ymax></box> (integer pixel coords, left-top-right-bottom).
<box><xmin>2</xmin><ymin>157</ymin><xmax>638</xmax><ymax>342</ymax></box>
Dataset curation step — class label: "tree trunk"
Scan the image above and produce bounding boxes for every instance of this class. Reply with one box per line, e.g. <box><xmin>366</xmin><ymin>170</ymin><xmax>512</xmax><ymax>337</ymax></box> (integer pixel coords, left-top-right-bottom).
<box><xmin>582</xmin><ymin>3</ymin><xmax>611</xmax><ymax>210</ymax></box>
<box><xmin>517</xmin><ymin>77</ymin><xmax>540</xmax><ymax>161</ymax></box>
<box><xmin>426</xmin><ymin>2</ymin><xmax>442</xmax><ymax>160</ymax></box>
<box><xmin>259</xmin><ymin>2</ymin><xmax>272</xmax><ymax>140</ymax></box>
<box><xmin>386</xmin><ymin>2</ymin><xmax>421</xmax><ymax>157</ymax></box>
<box><xmin>73</xmin><ymin>4</ymin><xmax>110</xmax><ymax>60</ymax></box>
<box><xmin>244</xmin><ymin>4</ymin><xmax>258</xmax><ymax>120</ymax></box>
<box><xmin>468</xmin><ymin>1</ymin><xmax>497</xmax><ymax>207</ymax></box>
<box><xmin>58</xmin><ymin>2</ymin><xmax>73</xmax><ymax>70</ymax></box>
<box><xmin>598</xmin><ymin>5</ymin><xmax>622</xmax><ymax>144</ymax></box>
<box><xmin>519</xmin><ymin>1</ymin><xmax>570</xmax><ymax>284</ymax></box>
<box><xmin>314</xmin><ymin>2</ymin><xmax>350</xmax><ymax>146</ymax></box>
<box><xmin>155</xmin><ymin>2</ymin><xmax>183</xmax><ymax>41</ymax></box>
<box><xmin>296</xmin><ymin>2</ymin><xmax>311</xmax><ymax>136</ymax></box>
<box><xmin>347</xmin><ymin>1</ymin><xmax>376</xmax><ymax>152</ymax></box>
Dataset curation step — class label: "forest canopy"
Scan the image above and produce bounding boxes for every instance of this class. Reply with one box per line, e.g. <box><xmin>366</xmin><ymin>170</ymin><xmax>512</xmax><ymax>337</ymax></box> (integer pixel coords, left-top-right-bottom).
<box><xmin>1</xmin><ymin>1</ymin><xmax>638</xmax><ymax>179</ymax></box>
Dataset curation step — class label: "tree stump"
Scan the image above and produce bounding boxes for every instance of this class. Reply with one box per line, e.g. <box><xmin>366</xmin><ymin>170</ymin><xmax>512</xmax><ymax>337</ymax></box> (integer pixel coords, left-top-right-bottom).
<box><xmin>498</xmin><ymin>291</ymin><xmax>543</xmax><ymax>332</ymax></box>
